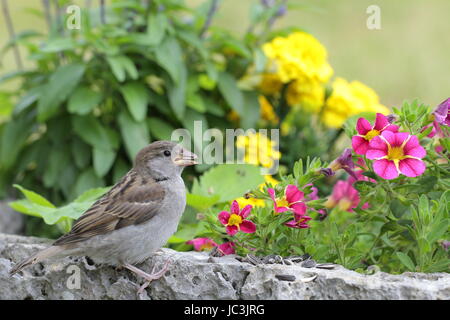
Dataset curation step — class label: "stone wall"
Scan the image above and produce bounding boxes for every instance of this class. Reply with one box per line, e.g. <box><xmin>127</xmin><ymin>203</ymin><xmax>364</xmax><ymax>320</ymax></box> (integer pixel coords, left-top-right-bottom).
<box><xmin>0</xmin><ymin>233</ymin><xmax>448</xmax><ymax>300</ymax></box>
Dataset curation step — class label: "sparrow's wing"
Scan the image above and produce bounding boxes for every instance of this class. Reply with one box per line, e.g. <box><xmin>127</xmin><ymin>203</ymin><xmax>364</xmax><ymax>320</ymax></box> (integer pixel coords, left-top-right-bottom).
<box><xmin>53</xmin><ymin>171</ymin><xmax>165</xmax><ymax>246</ymax></box>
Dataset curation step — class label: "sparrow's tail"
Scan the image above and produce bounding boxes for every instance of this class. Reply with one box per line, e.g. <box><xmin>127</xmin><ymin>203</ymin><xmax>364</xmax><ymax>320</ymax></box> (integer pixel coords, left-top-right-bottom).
<box><xmin>9</xmin><ymin>246</ymin><xmax>63</xmax><ymax>276</ymax></box>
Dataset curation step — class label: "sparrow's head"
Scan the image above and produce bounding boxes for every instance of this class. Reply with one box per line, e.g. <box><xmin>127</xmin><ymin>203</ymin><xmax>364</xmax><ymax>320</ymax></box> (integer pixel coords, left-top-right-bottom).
<box><xmin>134</xmin><ymin>141</ymin><xmax>198</xmax><ymax>179</ymax></box>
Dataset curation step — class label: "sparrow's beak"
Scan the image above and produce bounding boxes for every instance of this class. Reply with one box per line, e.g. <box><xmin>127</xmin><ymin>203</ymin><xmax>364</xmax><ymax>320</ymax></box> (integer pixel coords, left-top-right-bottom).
<box><xmin>173</xmin><ymin>148</ymin><xmax>198</xmax><ymax>166</ymax></box>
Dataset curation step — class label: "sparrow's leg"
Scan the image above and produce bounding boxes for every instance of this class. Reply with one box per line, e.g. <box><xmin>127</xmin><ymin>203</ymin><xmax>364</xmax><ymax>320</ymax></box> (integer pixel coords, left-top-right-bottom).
<box><xmin>123</xmin><ymin>259</ymin><xmax>172</xmax><ymax>294</ymax></box>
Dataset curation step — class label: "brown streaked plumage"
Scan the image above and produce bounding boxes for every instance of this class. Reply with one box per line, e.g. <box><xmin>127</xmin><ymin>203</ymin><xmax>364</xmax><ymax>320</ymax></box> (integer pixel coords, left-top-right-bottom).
<box><xmin>10</xmin><ymin>140</ymin><xmax>197</xmax><ymax>293</ymax></box>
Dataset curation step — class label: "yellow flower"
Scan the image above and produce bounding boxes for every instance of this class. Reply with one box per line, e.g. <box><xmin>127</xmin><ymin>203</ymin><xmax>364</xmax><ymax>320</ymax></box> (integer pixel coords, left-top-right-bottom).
<box><xmin>236</xmin><ymin>132</ymin><xmax>281</xmax><ymax>169</ymax></box>
<box><xmin>262</xmin><ymin>31</ymin><xmax>333</xmax><ymax>84</ymax></box>
<box><xmin>286</xmin><ymin>77</ymin><xmax>325</xmax><ymax>112</ymax></box>
<box><xmin>321</xmin><ymin>77</ymin><xmax>389</xmax><ymax>128</ymax></box>
<box><xmin>235</xmin><ymin>175</ymin><xmax>280</xmax><ymax>208</ymax></box>
<box><xmin>259</xmin><ymin>73</ymin><xmax>283</xmax><ymax>95</ymax></box>
<box><xmin>259</xmin><ymin>95</ymin><xmax>278</xmax><ymax>124</ymax></box>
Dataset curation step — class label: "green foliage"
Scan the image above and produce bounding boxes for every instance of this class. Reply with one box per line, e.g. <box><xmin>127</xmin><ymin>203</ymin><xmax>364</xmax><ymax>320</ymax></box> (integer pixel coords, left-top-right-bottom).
<box><xmin>0</xmin><ymin>0</ymin><xmax>281</xmax><ymax>202</ymax></box>
<box><xmin>10</xmin><ymin>184</ymin><xmax>110</xmax><ymax>233</ymax></box>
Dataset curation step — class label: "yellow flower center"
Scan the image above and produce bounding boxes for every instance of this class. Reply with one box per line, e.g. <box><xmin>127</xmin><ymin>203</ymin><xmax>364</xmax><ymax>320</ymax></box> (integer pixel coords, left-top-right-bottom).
<box><xmin>228</xmin><ymin>214</ymin><xmax>243</xmax><ymax>227</ymax></box>
<box><xmin>199</xmin><ymin>243</ymin><xmax>215</xmax><ymax>251</ymax></box>
<box><xmin>338</xmin><ymin>198</ymin><xmax>353</xmax><ymax>212</ymax></box>
<box><xmin>364</xmin><ymin>129</ymin><xmax>380</xmax><ymax>141</ymax></box>
<box><xmin>387</xmin><ymin>147</ymin><xmax>404</xmax><ymax>161</ymax></box>
<box><xmin>276</xmin><ymin>198</ymin><xmax>289</xmax><ymax>208</ymax></box>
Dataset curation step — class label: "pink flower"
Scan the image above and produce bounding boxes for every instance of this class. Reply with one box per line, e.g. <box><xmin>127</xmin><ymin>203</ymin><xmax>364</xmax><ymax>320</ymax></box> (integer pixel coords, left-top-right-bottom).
<box><xmin>325</xmin><ymin>180</ymin><xmax>360</xmax><ymax>212</ymax></box>
<box><xmin>433</xmin><ymin>98</ymin><xmax>449</xmax><ymax>126</ymax></box>
<box><xmin>285</xmin><ymin>213</ymin><xmax>312</xmax><ymax>229</ymax></box>
<box><xmin>218</xmin><ymin>242</ymin><xmax>236</xmax><ymax>255</ymax></box>
<box><xmin>324</xmin><ymin>148</ymin><xmax>358</xmax><ymax>179</ymax></box>
<box><xmin>420</xmin><ymin>123</ymin><xmax>437</xmax><ymax>138</ymax></box>
<box><xmin>218</xmin><ymin>201</ymin><xmax>256</xmax><ymax>236</ymax></box>
<box><xmin>268</xmin><ymin>185</ymin><xmax>306</xmax><ymax>216</ymax></box>
<box><xmin>187</xmin><ymin>238</ymin><xmax>217</xmax><ymax>251</ymax></box>
<box><xmin>352</xmin><ymin>113</ymin><xmax>399</xmax><ymax>155</ymax></box>
<box><xmin>366</xmin><ymin>131</ymin><xmax>426</xmax><ymax>180</ymax></box>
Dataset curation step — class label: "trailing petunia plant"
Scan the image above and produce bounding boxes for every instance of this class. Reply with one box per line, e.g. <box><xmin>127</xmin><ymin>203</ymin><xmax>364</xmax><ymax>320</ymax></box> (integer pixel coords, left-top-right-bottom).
<box><xmin>185</xmin><ymin>99</ymin><xmax>450</xmax><ymax>274</ymax></box>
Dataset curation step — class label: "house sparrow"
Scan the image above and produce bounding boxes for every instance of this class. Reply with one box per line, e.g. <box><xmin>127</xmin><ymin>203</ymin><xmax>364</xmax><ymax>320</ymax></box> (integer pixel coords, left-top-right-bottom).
<box><xmin>10</xmin><ymin>140</ymin><xmax>197</xmax><ymax>293</ymax></box>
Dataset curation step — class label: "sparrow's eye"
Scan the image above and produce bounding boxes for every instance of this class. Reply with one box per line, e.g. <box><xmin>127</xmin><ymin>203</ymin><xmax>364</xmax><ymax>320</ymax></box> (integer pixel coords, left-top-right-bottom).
<box><xmin>163</xmin><ymin>150</ymin><xmax>171</xmax><ymax>157</ymax></box>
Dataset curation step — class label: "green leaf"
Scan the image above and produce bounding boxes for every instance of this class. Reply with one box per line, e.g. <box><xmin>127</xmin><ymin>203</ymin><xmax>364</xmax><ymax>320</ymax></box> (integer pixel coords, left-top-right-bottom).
<box><xmin>40</xmin><ymin>37</ymin><xmax>75</xmax><ymax>53</ymax></box>
<box><xmin>118</xmin><ymin>110</ymin><xmax>150</xmax><ymax>161</ymax></box>
<box><xmin>74</xmin><ymin>186</ymin><xmax>111</xmax><ymax>203</ymax></box>
<box><xmin>68</xmin><ymin>86</ymin><xmax>102</xmax><ymax>115</ymax></box>
<box><xmin>167</xmin><ymin>65</ymin><xmax>187</xmax><ymax>118</ymax></box>
<box><xmin>241</xmin><ymin>91</ymin><xmax>260</xmax><ymax>129</ymax></box>
<box><xmin>37</xmin><ymin>63</ymin><xmax>85</xmax><ymax>122</ymax></box>
<box><xmin>12</xmin><ymin>184</ymin><xmax>55</xmax><ymax>208</ymax></box>
<box><xmin>218</xmin><ymin>72</ymin><xmax>244</xmax><ymax>114</ymax></box>
<box><xmin>427</xmin><ymin>220</ymin><xmax>448</xmax><ymax>243</ymax></box>
<box><xmin>146</xmin><ymin>12</ymin><xmax>168</xmax><ymax>46</ymax></box>
<box><xmin>73</xmin><ymin>168</ymin><xmax>105</xmax><ymax>198</ymax></box>
<box><xmin>154</xmin><ymin>37</ymin><xmax>184</xmax><ymax>84</ymax></box>
<box><xmin>186</xmin><ymin>193</ymin><xmax>220</xmax><ymax>211</ymax></box>
<box><xmin>9</xmin><ymin>199</ymin><xmax>45</xmax><ymax>218</ymax></box>
<box><xmin>191</xmin><ymin>164</ymin><xmax>264</xmax><ymax>203</ymax></box>
<box><xmin>120</xmin><ymin>82</ymin><xmax>150</xmax><ymax>122</ymax></box>
<box><xmin>72</xmin><ymin>115</ymin><xmax>114</xmax><ymax>150</ymax></box>
<box><xmin>93</xmin><ymin>147</ymin><xmax>116</xmax><ymax>177</ymax></box>
<box><xmin>396</xmin><ymin>252</ymin><xmax>415</xmax><ymax>271</ymax></box>
<box><xmin>43</xmin><ymin>148</ymin><xmax>70</xmax><ymax>187</ymax></box>
<box><xmin>14</xmin><ymin>86</ymin><xmax>42</xmax><ymax>115</ymax></box>
<box><xmin>0</xmin><ymin>115</ymin><xmax>32</xmax><ymax>169</ymax></box>
<box><xmin>148</xmin><ymin>118</ymin><xmax>175</xmax><ymax>140</ymax></box>
<box><xmin>71</xmin><ymin>138</ymin><xmax>91</xmax><ymax>169</ymax></box>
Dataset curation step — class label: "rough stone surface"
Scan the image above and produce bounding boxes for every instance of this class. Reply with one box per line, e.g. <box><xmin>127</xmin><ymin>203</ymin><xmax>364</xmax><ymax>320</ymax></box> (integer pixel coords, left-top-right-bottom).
<box><xmin>0</xmin><ymin>201</ymin><xmax>24</xmax><ymax>235</ymax></box>
<box><xmin>0</xmin><ymin>233</ymin><xmax>449</xmax><ymax>300</ymax></box>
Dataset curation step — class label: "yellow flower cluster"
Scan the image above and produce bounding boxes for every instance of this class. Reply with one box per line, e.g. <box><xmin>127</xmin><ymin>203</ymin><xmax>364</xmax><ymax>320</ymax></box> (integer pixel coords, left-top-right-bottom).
<box><xmin>261</xmin><ymin>31</ymin><xmax>333</xmax><ymax>109</ymax></box>
<box><xmin>321</xmin><ymin>77</ymin><xmax>390</xmax><ymax>128</ymax></box>
<box><xmin>259</xmin><ymin>95</ymin><xmax>278</xmax><ymax>124</ymax></box>
<box><xmin>236</xmin><ymin>132</ymin><xmax>281</xmax><ymax>169</ymax></box>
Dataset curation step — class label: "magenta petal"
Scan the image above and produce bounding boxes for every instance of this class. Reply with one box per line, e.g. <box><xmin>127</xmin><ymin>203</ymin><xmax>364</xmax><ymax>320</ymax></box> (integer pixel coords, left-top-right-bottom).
<box><xmin>285</xmin><ymin>184</ymin><xmax>303</xmax><ymax>203</ymax></box>
<box><xmin>240</xmin><ymin>220</ymin><xmax>256</xmax><ymax>233</ymax></box>
<box><xmin>399</xmin><ymin>158</ymin><xmax>426</xmax><ymax>177</ymax></box>
<box><xmin>380</xmin><ymin>130</ymin><xmax>396</xmax><ymax>146</ymax></box>
<box><xmin>331</xmin><ymin>180</ymin><xmax>348</xmax><ymax>201</ymax></box>
<box><xmin>226</xmin><ymin>225</ymin><xmax>238</xmax><ymax>236</ymax></box>
<box><xmin>367</xmin><ymin>136</ymin><xmax>388</xmax><ymax>157</ymax></box>
<box><xmin>366</xmin><ymin>148</ymin><xmax>387</xmax><ymax>159</ymax></box>
<box><xmin>290</xmin><ymin>202</ymin><xmax>306</xmax><ymax>216</ymax></box>
<box><xmin>352</xmin><ymin>136</ymin><xmax>369</xmax><ymax>155</ymax></box>
<box><xmin>385</xmin><ymin>124</ymin><xmax>399</xmax><ymax>133</ymax></box>
<box><xmin>404</xmin><ymin>136</ymin><xmax>426</xmax><ymax>158</ymax></box>
<box><xmin>373</xmin><ymin>159</ymin><xmax>399</xmax><ymax>180</ymax></box>
<box><xmin>275</xmin><ymin>206</ymin><xmax>290</xmax><ymax>213</ymax></box>
<box><xmin>267</xmin><ymin>188</ymin><xmax>276</xmax><ymax>201</ymax></box>
<box><xmin>230</xmin><ymin>200</ymin><xmax>240</xmax><ymax>215</ymax></box>
<box><xmin>218</xmin><ymin>211</ymin><xmax>230</xmax><ymax>225</ymax></box>
<box><xmin>218</xmin><ymin>242</ymin><xmax>235</xmax><ymax>255</ymax></box>
<box><xmin>239</xmin><ymin>205</ymin><xmax>253</xmax><ymax>218</ymax></box>
<box><xmin>373</xmin><ymin>113</ymin><xmax>389</xmax><ymax>131</ymax></box>
<box><xmin>356</xmin><ymin>117</ymin><xmax>372</xmax><ymax>135</ymax></box>
<box><xmin>394</xmin><ymin>132</ymin><xmax>410</xmax><ymax>147</ymax></box>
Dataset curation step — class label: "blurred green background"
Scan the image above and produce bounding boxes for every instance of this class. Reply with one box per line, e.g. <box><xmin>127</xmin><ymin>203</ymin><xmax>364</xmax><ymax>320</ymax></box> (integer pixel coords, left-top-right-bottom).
<box><xmin>1</xmin><ymin>0</ymin><xmax>449</xmax><ymax>108</ymax></box>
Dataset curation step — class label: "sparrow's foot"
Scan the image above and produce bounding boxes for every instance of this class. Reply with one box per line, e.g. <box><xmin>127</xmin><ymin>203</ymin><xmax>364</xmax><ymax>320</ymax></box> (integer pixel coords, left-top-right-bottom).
<box><xmin>123</xmin><ymin>259</ymin><xmax>172</xmax><ymax>294</ymax></box>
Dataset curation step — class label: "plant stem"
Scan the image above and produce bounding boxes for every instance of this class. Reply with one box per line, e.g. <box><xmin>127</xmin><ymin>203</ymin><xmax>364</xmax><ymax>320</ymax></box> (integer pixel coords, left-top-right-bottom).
<box><xmin>200</xmin><ymin>0</ymin><xmax>220</xmax><ymax>39</ymax></box>
<box><xmin>1</xmin><ymin>0</ymin><xmax>23</xmax><ymax>70</ymax></box>
<box><xmin>100</xmin><ymin>0</ymin><xmax>106</xmax><ymax>24</ymax></box>
<box><xmin>42</xmin><ymin>0</ymin><xmax>52</xmax><ymax>32</ymax></box>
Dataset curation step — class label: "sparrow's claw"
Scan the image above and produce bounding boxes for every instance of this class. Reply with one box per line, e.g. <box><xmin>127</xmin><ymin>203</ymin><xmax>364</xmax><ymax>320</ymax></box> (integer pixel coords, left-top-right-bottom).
<box><xmin>123</xmin><ymin>259</ymin><xmax>172</xmax><ymax>295</ymax></box>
